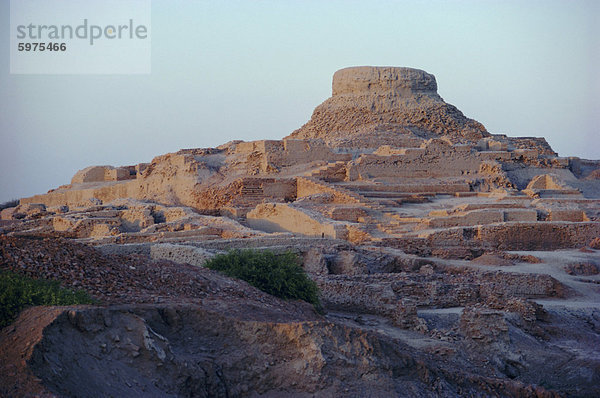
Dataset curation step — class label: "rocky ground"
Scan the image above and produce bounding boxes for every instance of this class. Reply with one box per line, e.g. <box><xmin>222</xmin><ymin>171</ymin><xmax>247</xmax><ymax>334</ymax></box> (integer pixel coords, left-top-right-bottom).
<box><xmin>1</xmin><ymin>235</ymin><xmax>599</xmax><ymax>397</ymax></box>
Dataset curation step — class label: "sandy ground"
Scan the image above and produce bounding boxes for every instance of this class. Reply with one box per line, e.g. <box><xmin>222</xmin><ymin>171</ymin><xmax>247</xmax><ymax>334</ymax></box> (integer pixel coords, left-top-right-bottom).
<box><xmin>440</xmin><ymin>249</ymin><xmax>600</xmax><ymax>309</ymax></box>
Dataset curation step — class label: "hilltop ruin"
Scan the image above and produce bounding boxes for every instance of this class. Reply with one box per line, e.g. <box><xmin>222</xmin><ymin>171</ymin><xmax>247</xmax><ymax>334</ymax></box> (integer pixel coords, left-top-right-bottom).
<box><xmin>8</xmin><ymin>67</ymin><xmax>599</xmax><ymax>250</ymax></box>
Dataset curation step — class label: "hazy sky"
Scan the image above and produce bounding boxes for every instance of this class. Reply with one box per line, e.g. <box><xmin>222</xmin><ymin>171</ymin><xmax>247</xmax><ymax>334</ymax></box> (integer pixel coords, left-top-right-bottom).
<box><xmin>1</xmin><ymin>0</ymin><xmax>599</xmax><ymax>203</ymax></box>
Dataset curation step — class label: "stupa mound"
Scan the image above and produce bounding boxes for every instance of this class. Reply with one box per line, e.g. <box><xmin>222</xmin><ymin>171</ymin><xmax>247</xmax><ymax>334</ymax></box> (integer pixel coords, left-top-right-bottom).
<box><xmin>288</xmin><ymin>66</ymin><xmax>489</xmax><ymax>147</ymax></box>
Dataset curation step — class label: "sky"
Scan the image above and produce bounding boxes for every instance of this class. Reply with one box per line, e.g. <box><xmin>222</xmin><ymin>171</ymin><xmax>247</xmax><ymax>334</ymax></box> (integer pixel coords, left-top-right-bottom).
<box><xmin>1</xmin><ymin>0</ymin><xmax>599</xmax><ymax>203</ymax></box>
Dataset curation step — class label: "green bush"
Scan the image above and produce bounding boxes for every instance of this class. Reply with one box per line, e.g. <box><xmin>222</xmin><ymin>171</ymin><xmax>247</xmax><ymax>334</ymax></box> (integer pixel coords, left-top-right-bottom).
<box><xmin>0</xmin><ymin>270</ymin><xmax>96</xmax><ymax>328</ymax></box>
<box><xmin>204</xmin><ymin>249</ymin><xmax>322</xmax><ymax>313</ymax></box>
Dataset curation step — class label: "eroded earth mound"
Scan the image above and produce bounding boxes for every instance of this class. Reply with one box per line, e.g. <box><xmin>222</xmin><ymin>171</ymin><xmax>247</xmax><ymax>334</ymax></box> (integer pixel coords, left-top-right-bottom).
<box><xmin>1</xmin><ymin>66</ymin><xmax>599</xmax><ymax>397</ymax></box>
<box><xmin>288</xmin><ymin>66</ymin><xmax>489</xmax><ymax>146</ymax></box>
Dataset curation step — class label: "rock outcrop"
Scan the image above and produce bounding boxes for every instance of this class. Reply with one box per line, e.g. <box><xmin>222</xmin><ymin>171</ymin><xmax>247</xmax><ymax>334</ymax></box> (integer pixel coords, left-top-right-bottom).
<box><xmin>2</xmin><ymin>303</ymin><xmax>573</xmax><ymax>398</ymax></box>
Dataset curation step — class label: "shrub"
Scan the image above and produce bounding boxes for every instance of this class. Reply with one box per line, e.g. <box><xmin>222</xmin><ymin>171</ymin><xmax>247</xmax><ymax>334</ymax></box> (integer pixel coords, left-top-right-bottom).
<box><xmin>0</xmin><ymin>270</ymin><xmax>96</xmax><ymax>328</ymax></box>
<box><xmin>0</xmin><ymin>199</ymin><xmax>19</xmax><ymax>211</ymax></box>
<box><xmin>204</xmin><ymin>249</ymin><xmax>322</xmax><ymax>313</ymax></box>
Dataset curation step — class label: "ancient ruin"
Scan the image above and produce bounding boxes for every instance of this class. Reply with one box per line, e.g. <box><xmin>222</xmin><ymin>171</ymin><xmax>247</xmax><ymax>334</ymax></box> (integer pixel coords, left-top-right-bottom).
<box><xmin>1</xmin><ymin>66</ymin><xmax>599</xmax><ymax>397</ymax></box>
